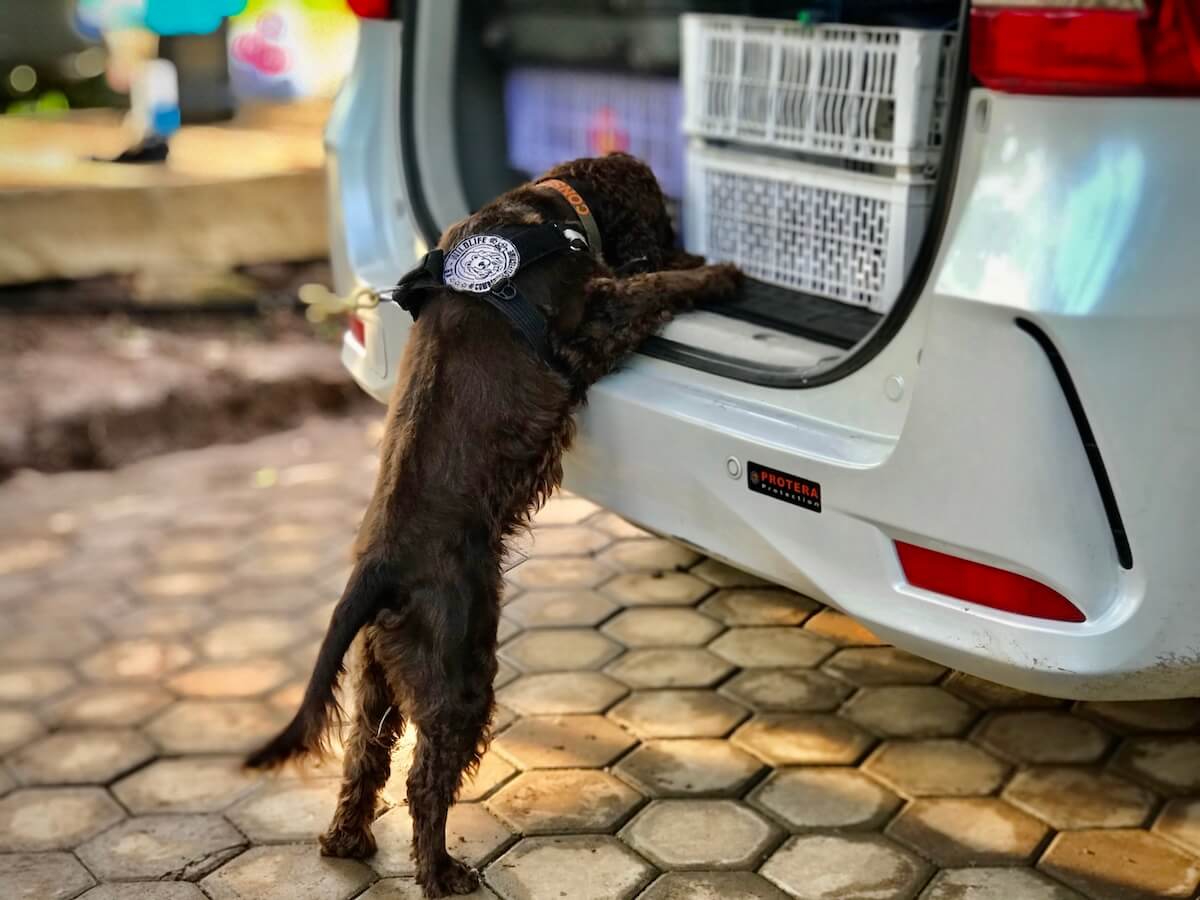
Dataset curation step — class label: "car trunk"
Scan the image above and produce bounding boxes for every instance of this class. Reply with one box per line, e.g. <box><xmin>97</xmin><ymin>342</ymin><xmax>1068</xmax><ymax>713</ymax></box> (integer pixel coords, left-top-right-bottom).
<box><xmin>399</xmin><ymin>0</ymin><xmax>969</xmax><ymax>387</ymax></box>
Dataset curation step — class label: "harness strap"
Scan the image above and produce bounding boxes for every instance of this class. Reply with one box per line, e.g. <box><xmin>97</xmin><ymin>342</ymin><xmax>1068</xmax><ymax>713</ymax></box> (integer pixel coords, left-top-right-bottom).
<box><xmin>536</xmin><ymin>178</ymin><xmax>604</xmax><ymax>262</ymax></box>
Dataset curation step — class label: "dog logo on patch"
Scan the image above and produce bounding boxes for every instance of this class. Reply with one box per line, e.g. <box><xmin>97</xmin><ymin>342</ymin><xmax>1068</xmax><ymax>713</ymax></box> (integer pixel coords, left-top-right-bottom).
<box><xmin>443</xmin><ymin>235</ymin><xmax>520</xmax><ymax>293</ymax></box>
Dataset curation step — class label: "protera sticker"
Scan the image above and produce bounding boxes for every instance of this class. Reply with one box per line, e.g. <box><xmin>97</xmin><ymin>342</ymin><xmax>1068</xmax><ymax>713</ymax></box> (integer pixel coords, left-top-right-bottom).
<box><xmin>443</xmin><ymin>234</ymin><xmax>521</xmax><ymax>293</ymax></box>
<box><xmin>748</xmin><ymin>461</ymin><xmax>821</xmax><ymax>513</ymax></box>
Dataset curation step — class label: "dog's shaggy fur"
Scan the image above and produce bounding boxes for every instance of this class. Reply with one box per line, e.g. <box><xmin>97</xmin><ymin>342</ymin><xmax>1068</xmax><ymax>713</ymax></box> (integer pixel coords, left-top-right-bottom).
<box><xmin>245</xmin><ymin>154</ymin><xmax>739</xmax><ymax>896</ymax></box>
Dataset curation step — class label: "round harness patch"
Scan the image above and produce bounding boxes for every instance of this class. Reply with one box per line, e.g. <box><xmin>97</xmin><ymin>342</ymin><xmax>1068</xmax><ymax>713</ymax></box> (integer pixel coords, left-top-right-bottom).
<box><xmin>443</xmin><ymin>234</ymin><xmax>521</xmax><ymax>293</ymax></box>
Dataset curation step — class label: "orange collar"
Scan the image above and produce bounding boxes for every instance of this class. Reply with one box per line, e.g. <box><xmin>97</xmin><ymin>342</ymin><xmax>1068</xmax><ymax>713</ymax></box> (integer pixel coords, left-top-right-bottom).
<box><xmin>536</xmin><ymin>178</ymin><xmax>604</xmax><ymax>262</ymax></box>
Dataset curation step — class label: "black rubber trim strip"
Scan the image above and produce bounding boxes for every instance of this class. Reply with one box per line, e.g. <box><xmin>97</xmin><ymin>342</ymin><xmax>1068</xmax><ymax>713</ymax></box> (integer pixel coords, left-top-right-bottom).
<box><xmin>1015</xmin><ymin>317</ymin><xmax>1133</xmax><ymax>571</ymax></box>
<box><xmin>399</xmin><ymin>0</ymin><xmax>443</xmax><ymax>246</ymax></box>
<box><xmin>400</xmin><ymin>0</ymin><xmax>971</xmax><ymax>386</ymax></box>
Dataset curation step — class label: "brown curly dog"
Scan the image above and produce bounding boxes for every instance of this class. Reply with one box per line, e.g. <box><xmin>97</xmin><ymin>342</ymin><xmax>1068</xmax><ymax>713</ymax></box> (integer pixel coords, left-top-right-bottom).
<box><xmin>245</xmin><ymin>153</ymin><xmax>739</xmax><ymax>897</ymax></box>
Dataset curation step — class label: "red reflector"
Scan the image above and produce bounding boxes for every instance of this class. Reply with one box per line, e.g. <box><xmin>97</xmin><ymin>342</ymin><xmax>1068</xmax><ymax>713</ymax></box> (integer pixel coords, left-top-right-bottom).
<box><xmin>971</xmin><ymin>1</ymin><xmax>1200</xmax><ymax>95</ymax></box>
<box><xmin>348</xmin><ymin>315</ymin><xmax>366</xmax><ymax>345</ymax></box>
<box><xmin>896</xmin><ymin>542</ymin><xmax>1086</xmax><ymax>623</ymax></box>
<box><xmin>348</xmin><ymin>0</ymin><xmax>393</xmax><ymax>19</ymax></box>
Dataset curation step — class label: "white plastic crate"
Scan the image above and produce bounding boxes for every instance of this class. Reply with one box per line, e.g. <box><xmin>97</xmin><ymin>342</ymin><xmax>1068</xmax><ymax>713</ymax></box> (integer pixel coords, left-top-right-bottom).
<box><xmin>682</xmin><ymin>14</ymin><xmax>953</xmax><ymax>169</ymax></box>
<box><xmin>685</xmin><ymin>143</ymin><xmax>933</xmax><ymax>312</ymax></box>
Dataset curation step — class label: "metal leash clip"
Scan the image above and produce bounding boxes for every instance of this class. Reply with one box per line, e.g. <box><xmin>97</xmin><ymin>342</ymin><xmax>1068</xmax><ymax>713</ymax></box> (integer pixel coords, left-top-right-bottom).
<box><xmin>297</xmin><ymin>283</ymin><xmax>381</xmax><ymax>323</ymax></box>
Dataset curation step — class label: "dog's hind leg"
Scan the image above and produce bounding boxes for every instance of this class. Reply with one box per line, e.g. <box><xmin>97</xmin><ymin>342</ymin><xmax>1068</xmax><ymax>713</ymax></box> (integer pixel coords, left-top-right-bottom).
<box><xmin>319</xmin><ymin>631</ymin><xmax>403</xmax><ymax>860</ymax></box>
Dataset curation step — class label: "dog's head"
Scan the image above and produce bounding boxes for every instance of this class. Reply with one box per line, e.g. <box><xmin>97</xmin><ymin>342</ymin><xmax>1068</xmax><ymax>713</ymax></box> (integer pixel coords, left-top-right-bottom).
<box><xmin>540</xmin><ymin>153</ymin><xmax>677</xmax><ymax>273</ymax></box>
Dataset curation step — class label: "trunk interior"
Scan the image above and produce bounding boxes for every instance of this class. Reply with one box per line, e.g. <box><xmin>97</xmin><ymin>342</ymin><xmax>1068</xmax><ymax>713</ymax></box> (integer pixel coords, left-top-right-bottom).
<box><xmin>433</xmin><ymin>0</ymin><xmax>968</xmax><ymax>385</ymax></box>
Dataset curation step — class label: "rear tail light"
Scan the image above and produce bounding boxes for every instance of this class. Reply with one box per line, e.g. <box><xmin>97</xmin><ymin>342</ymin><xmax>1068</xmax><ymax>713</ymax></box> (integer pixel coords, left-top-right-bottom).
<box><xmin>348</xmin><ymin>314</ymin><xmax>366</xmax><ymax>346</ymax></box>
<box><xmin>971</xmin><ymin>0</ymin><xmax>1200</xmax><ymax>94</ymax></box>
<box><xmin>896</xmin><ymin>541</ymin><xmax>1087</xmax><ymax>623</ymax></box>
<box><xmin>348</xmin><ymin>0</ymin><xmax>396</xmax><ymax>19</ymax></box>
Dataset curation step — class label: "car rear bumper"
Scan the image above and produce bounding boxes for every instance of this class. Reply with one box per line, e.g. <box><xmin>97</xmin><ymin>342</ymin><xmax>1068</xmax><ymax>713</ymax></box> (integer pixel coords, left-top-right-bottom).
<box><xmin>333</xmin><ymin>22</ymin><xmax>1200</xmax><ymax>699</ymax></box>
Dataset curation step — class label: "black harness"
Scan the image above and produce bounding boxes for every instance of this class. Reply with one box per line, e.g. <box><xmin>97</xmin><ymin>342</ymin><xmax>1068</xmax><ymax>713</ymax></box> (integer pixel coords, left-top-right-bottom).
<box><xmin>387</xmin><ymin>179</ymin><xmax>603</xmax><ymax>367</ymax></box>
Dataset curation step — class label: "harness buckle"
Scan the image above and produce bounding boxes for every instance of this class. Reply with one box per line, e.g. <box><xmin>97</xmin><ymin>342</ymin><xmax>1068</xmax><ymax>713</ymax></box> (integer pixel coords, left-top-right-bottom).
<box><xmin>491</xmin><ymin>279</ymin><xmax>518</xmax><ymax>301</ymax></box>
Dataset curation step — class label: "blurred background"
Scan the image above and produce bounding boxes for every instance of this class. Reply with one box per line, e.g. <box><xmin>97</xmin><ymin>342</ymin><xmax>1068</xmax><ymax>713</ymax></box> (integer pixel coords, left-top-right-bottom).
<box><xmin>0</xmin><ymin>0</ymin><xmax>365</xmax><ymax>483</ymax></box>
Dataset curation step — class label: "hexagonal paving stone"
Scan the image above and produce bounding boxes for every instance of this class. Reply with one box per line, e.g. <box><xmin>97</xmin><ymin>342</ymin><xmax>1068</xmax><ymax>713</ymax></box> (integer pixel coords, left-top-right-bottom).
<box><xmin>154</xmin><ymin>537</ymin><xmax>239</xmax><ymax>566</ymax></box>
<box><xmin>942</xmin><ymin>672</ymin><xmax>1063</xmax><ymax>709</ymax></box>
<box><xmin>146</xmin><ymin>700</ymin><xmax>287</xmax><ymax>754</ymax></box>
<box><xmin>0</xmin><ymin>620</ymin><xmax>101</xmax><ymax>662</ymax></box>
<box><xmin>0</xmin><ymin>536</ymin><xmax>66</xmax><ymax>574</ymax></box>
<box><xmin>822</xmin><ymin>647</ymin><xmax>947</xmax><ymax>686</ymax></box>
<box><xmin>494</xmin><ymin>715</ymin><xmax>636</xmax><ymax>769</ymax></box>
<box><xmin>533</xmin><ymin>495</ymin><xmax>600</xmax><ymax>526</ymax></box>
<box><xmin>487</xmin><ymin>835</ymin><xmax>654</xmax><ymax>900</ymax></box>
<box><xmin>524</xmin><ymin>525</ymin><xmax>611</xmax><ymax>557</ymax></box>
<box><xmin>863</xmin><ymin>740</ymin><xmax>1011</xmax><ymax>798</ymax></box>
<box><xmin>733</xmin><ymin>714</ymin><xmax>875</xmax><ymax>766</ymax></box>
<box><xmin>227</xmin><ymin>779</ymin><xmax>340</xmax><ymax>843</ymax></box>
<box><xmin>605</xmin><ymin>648</ymin><xmax>733</xmax><ymax>689</ymax></box>
<box><xmin>720</xmin><ymin>668</ymin><xmax>852</xmax><ymax>713</ymax></box>
<box><xmin>113</xmin><ymin>756</ymin><xmax>259</xmax><ymax>814</ymax></box>
<box><xmin>641</xmin><ymin>872</ymin><xmax>789</xmax><ymax>900</ymax></box>
<box><xmin>760</xmin><ymin>834</ymin><xmax>929</xmax><ymax>900</ymax></box>
<box><xmin>46</xmin><ymin>683</ymin><xmax>174</xmax><ymax>727</ymax></box>
<box><xmin>690</xmin><ymin>559</ymin><xmax>771</xmax><ymax>588</ymax></box>
<box><xmin>608</xmin><ymin>690</ymin><xmax>747</xmax><ymax>739</ymax></box>
<box><xmin>502</xmin><ymin>590</ymin><xmax>618</xmax><ymax>628</ymax></box>
<box><xmin>976</xmin><ymin>710</ymin><xmax>1112</xmax><ymax>765</ymax></box>
<box><xmin>460</xmin><ymin>751</ymin><xmax>518</xmax><ymax>803</ymax></box>
<box><xmin>508</xmin><ymin>557</ymin><xmax>612</xmax><ymax>591</ymax></box>
<box><xmin>137</xmin><ymin>571</ymin><xmax>230</xmax><ymax>600</ymax></box>
<box><xmin>370</xmin><ymin>803</ymin><xmax>514</xmax><ymax>876</ymax></box>
<box><xmin>77</xmin><ymin>814</ymin><xmax>246</xmax><ymax>881</ymax></box>
<box><xmin>235</xmin><ymin>549</ymin><xmax>327</xmax><ymax>581</ymax></box>
<box><xmin>106</xmin><ymin>604</ymin><xmax>213</xmax><ymax>638</ymax></box>
<box><xmin>921</xmin><ymin>868</ymin><xmax>1085</xmax><ymax>900</ymax></box>
<box><xmin>0</xmin><ymin>851</ymin><xmax>96</xmax><ymax>900</ymax></box>
<box><xmin>802</xmin><ymin>610</ymin><xmax>886</xmax><ymax>646</ymax></box>
<box><xmin>621</xmin><ymin>799</ymin><xmax>780</xmax><ymax>870</ymax></box>
<box><xmin>843</xmin><ymin>687</ymin><xmax>978</xmax><ymax>738</ymax></box>
<box><xmin>79</xmin><ymin>885</ymin><xmax>209</xmax><ymax>900</ymax></box>
<box><xmin>497</xmin><ymin>672</ymin><xmax>628</xmax><ymax>716</ymax></box>
<box><xmin>598</xmin><ymin>539</ymin><xmax>700</xmax><ymax>572</ymax></box>
<box><xmin>709</xmin><ymin>627</ymin><xmax>833</xmax><ymax>668</ymax></box>
<box><xmin>602</xmin><ymin>571</ymin><xmax>710</xmax><ymax>608</ymax></box>
<box><xmin>500</xmin><ymin>629</ymin><xmax>622</xmax><ymax>672</ymax></box>
<box><xmin>1040</xmin><ymin>830</ymin><xmax>1200</xmax><ymax>900</ymax></box>
<box><xmin>614</xmin><ymin>739</ymin><xmax>764</xmax><ymax>798</ymax></box>
<box><xmin>1004</xmin><ymin>766</ymin><xmax>1154</xmax><ymax>830</ymax></box>
<box><xmin>80</xmin><ymin>638</ymin><xmax>194</xmax><ymax>681</ymax></box>
<box><xmin>1113</xmin><ymin>736</ymin><xmax>1200</xmax><ymax>795</ymax></box>
<box><xmin>0</xmin><ymin>663</ymin><xmax>76</xmax><ymax>702</ymax></box>
<box><xmin>0</xmin><ymin>709</ymin><xmax>43</xmax><ymax>754</ymax></box>
<box><xmin>199</xmin><ymin>615</ymin><xmax>308</xmax><ymax>660</ymax></box>
<box><xmin>603</xmin><ymin>608</ymin><xmax>723</xmax><ymax>649</ymax></box>
<box><xmin>0</xmin><ymin>767</ymin><xmax>14</xmax><ymax>797</ymax></box>
<box><xmin>7</xmin><ymin>729</ymin><xmax>155</xmax><ymax>786</ymax></box>
<box><xmin>699</xmin><ymin>589</ymin><xmax>816</xmax><ymax>626</ymax></box>
<box><xmin>749</xmin><ymin>767</ymin><xmax>901</xmax><ymax>832</ymax></box>
<box><xmin>588</xmin><ymin>511</ymin><xmax>651</xmax><ymax>539</ymax></box>
<box><xmin>1156</xmin><ymin>798</ymin><xmax>1200</xmax><ymax>858</ymax></box>
<box><xmin>0</xmin><ymin>787</ymin><xmax>125</xmax><ymax>851</ymax></box>
<box><xmin>360</xmin><ymin>879</ymin><xmax>499</xmax><ymax>899</ymax></box>
<box><xmin>167</xmin><ymin>659</ymin><xmax>294</xmax><ymax>698</ymax></box>
<box><xmin>887</xmin><ymin>798</ymin><xmax>1049</xmax><ymax>867</ymax></box>
<box><xmin>486</xmin><ymin>769</ymin><xmax>642</xmax><ymax>834</ymax></box>
<box><xmin>1078</xmin><ymin>698</ymin><xmax>1200</xmax><ymax>733</ymax></box>
<box><xmin>201</xmin><ymin>843</ymin><xmax>374</xmax><ymax>900</ymax></box>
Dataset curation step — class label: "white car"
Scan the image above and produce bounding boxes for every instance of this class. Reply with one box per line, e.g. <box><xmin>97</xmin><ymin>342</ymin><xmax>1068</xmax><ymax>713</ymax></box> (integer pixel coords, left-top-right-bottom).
<box><xmin>327</xmin><ymin>0</ymin><xmax>1200</xmax><ymax>700</ymax></box>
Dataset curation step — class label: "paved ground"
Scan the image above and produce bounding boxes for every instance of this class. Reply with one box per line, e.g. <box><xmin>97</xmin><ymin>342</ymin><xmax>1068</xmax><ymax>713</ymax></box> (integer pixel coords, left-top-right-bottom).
<box><xmin>2</xmin><ymin>414</ymin><xmax>1200</xmax><ymax>900</ymax></box>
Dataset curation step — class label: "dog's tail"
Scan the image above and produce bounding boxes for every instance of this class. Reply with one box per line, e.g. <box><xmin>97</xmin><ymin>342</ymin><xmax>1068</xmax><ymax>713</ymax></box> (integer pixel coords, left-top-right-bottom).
<box><xmin>244</xmin><ymin>558</ymin><xmax>394</xmax><ymax>770</ymax></box>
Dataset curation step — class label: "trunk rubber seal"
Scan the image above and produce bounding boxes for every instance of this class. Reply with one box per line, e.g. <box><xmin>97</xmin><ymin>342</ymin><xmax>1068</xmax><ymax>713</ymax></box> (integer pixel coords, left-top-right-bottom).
<box><xmin>1014</xmin><ymin>317</ymin><xmax>1133</xmax><ymax>571</ymax></box>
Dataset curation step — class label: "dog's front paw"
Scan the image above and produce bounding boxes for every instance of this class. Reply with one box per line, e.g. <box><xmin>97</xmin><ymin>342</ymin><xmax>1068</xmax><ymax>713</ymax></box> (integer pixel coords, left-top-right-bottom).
<box><xmin>419</xmin><ymin>856</ymin><xmax>480</xmax><ymax>897</ymax></box>
<box><xmin>319</xmin><ymin>825</ymin><xmax>377</xmax><ymax>859</ymax></box>
<box><xmin>700</xmin><ymin>262</ymin><xmax>743</xmax><ymax>302</ymax></box>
